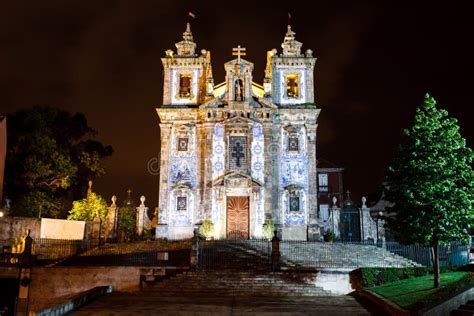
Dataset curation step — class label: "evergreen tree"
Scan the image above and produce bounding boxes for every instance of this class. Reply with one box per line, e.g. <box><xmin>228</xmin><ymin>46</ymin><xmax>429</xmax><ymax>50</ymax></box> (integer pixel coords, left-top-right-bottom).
<box><xmin>384</xmin><ymin>94</ymin><xmax>473</xmax><ymax>288</ymax></box>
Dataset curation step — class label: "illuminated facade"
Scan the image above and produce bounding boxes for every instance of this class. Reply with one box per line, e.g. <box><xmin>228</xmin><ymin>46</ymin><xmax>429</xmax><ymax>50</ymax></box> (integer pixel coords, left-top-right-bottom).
<box><xmin>156</xmin><ymin>23</ymin><xmax>320</xmax><ymax>240</ymax></box>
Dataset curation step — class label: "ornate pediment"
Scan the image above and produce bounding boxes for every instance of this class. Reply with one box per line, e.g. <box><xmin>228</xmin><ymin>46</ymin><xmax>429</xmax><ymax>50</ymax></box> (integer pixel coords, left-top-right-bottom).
<box><xmin>211</xmin><ymin>171</ymin><xmax>263</xmax><ymax>188</ymax></box>
<box><xmin>222</xmin><ymin>115</ymin><xmax>257</xmax><ymax>126</ymax></box>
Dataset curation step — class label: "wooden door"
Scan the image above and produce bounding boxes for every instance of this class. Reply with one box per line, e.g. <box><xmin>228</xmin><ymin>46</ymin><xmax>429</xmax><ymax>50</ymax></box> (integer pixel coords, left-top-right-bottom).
<box><xmin>226</xmin><ymin>196</ymin><xmax>249</xmax><ymax>239</ymax></box>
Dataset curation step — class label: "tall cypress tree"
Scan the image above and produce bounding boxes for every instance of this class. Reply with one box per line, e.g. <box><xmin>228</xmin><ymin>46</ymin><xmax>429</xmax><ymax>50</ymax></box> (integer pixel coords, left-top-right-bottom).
<box><xmin>384</xmin><ymin>94</ymin><xmax>473</xmax><ymax>288</ymax></box>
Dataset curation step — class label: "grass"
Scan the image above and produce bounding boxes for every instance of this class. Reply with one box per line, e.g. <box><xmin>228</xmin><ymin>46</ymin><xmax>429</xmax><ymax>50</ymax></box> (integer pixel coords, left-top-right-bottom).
<box><xmin>368</xmin><ymin>271</ymin><xmax>473</xmax><ymax>310</ymax></box>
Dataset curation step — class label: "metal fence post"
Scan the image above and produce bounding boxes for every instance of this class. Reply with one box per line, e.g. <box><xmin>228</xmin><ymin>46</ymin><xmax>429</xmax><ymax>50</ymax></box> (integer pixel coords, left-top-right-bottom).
<box><xmin>190</xmin><ymin>229</ymin><xmax>199</xmax><ymax>271</ymax></box>
<box><xmin>271</xmin><ymin>230</ymin><xmax>280</xmax><ymax>271</ymax></box>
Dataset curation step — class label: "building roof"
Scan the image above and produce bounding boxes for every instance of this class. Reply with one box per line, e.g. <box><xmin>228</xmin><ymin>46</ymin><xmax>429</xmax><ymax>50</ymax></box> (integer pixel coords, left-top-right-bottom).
<box><xmin>316</xmin><ymin>158</ymin><xmax>344</xmax><ymax>172</ymax></box>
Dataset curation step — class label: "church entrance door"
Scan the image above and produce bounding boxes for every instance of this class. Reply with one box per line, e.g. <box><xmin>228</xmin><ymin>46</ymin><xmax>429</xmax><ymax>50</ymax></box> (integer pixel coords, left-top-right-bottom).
<box><xmin>226</xmin><ymin>196</ymin><xmax>249</xmax><ymax>239</ymax></box>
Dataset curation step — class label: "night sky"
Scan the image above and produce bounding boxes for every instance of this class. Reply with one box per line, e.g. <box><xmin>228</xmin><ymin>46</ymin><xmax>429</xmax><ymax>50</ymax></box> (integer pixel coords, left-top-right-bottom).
<box><xmin>1</xmin><ymin>1</ymin><xmax>473</xmax><ymax>207</ymax></box>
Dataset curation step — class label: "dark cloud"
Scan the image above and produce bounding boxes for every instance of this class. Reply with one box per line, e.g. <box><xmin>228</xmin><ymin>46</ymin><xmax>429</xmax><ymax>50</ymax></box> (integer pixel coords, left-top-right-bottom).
<box><xmin>1</xmin><ymin>1</ymin><xmax>472</xmax><ymax>205</ymax></box>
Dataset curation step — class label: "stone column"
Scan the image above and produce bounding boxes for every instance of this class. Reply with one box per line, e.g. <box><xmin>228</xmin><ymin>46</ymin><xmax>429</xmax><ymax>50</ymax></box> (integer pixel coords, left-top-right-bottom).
<box><xmin>105</xmin><ymin>195</ymin><xmax>118</xmax><ymax>241</ymax></box>
<box><xmin>331</xmin><ymin>197</ymin><xmax>341</xmax><ymax>239</ymax></box>
<box><xmin>262</xmin><ymin>122</ymin><xmax>273</xmax><ymax>222</ymax></box>
<box><xmin>157</xmin><ymin>123</ymin><xmax>172</xmax><ymax>239</ymax></box>
<box><xmin>270</xmin><ymin>115</ymin><xmax>281</xmax><ymax>226</ymax></box>
<box><xmin>307</xmin><ymin>123</ymin><xmax>318</xmax><ymax>240</ymax></box>
<box><xmin>203</xmin><ymin>123</ymin><xmax>214</xmax><ymax>222</ymax></box>
<box><xmin>136</xmin><ymin>196</ymin><xmax>150</xmax><ymax>237</ymax></box>
<box><xmin>195</xmin><ymin>122</ymin><xmax>205</xmax><ymax>221</ymax></box>
<box><xmin>359</xmin><ymin>197</ymin><xmax>377</xmax><ymax>242</ymax></box>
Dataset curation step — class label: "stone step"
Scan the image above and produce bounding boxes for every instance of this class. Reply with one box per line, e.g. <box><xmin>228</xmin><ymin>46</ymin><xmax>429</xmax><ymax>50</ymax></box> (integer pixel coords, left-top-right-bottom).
<box><xmin>144</xmin><ymin>290</ymin><xmax>331</xmax><ymax>296</ymax></box>
<box><xmin>451</xmin><ymin>309</ymin><xmax>474</xmax><ymax>316</ymax></box>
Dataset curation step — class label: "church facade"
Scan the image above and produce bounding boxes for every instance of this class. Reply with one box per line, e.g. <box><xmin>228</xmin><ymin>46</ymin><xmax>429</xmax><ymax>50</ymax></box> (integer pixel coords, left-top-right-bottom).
<box><xmin>156</xmin><ymin>23</ymin><xmax>320</xmax><ymax>240</ymax></box>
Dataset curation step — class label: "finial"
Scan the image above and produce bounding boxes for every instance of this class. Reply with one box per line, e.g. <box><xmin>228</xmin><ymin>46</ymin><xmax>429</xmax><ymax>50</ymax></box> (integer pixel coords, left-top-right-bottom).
<box><xmin>346</xmin><ymin>190</ymin><xmax>351</xmax><ymax>200</ymax></box>
<box><xmin>140</xmin><ymin>195</ymin><xmax>146</xmax><ymax>207</ymax></box>
<box><xmin>281</xmin><ymin>23</ymin><xmax>302</xmax><ymax>56</ymax></box>
<box><xmin>182</xmin><ymin>22</ymin><xmax>193</xmax><ymax>42</ymax></box>
<box><xmin>175</xmin><ymin>21</ymin><xmax>196</xmax><ymax>55</ymax></box>
<box><xmin>111</xmin><ymin>195</ymin><xmax>117</xmax><ymax>207</ymax></box>
<box><xmin>332</xmin><ymin>196</ymin><xmax>337</xmax><ymax>207</ymax></box>
<box><xmin>361</xmin><ymin>196</ymin><xmax>367</xmax><ymax>208</ymax></box>
<box><xmin>87</xmin><ymin>180</ymin><xmax>93</xmax><ymax>198</ymax></box>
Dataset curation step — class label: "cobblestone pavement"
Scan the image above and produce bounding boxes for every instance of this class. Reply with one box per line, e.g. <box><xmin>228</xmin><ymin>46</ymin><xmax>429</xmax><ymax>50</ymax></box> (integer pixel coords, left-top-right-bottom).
<box><xmin>71</xmin><ymin>292</ymin><xmax>375</xmax><ymax>315</ymax></box>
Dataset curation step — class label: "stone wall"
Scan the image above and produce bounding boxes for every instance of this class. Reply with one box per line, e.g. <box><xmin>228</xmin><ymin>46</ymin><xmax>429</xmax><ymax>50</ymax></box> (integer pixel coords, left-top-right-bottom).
<box><xmin>0</xmin><ymin>216</ymin><xmax>94</xmax><ymax>250</ymax></box>
<box><xmin>0</xmin><ymin>216</ymin><xmax>41</xmax><ymax>246</ymax></box>
<box><xmin>29</xmin><ymin>266</ymin><xmax>141</xmax><ymax>311</ymax></box>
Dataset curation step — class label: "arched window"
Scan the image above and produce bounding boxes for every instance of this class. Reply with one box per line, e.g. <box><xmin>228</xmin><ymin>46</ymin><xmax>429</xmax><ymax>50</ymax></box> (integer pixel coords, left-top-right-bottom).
<box><xmin>286</xmin><ymin>74</ymin><xmax>299</xmax><ymax>98</ymax></box>
<box><xmin>179</xmin><ymin>74</ymin><xmax>192</xmax><ymax>98</ymax></box>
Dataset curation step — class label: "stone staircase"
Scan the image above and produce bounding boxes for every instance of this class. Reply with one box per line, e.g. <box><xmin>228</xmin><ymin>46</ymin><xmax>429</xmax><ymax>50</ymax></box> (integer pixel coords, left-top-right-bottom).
<box><xmin>451</xmin><ymin>299</ymin><xmax>474</xmax><ymax>315</ymax></box>
<box><xmin>143</xmin><ymin>241</ymin><xmax>331</xmax><ymax>297</ymax></box>
<box><xmin>277</xmin><ymin>242</ymin><xmax>423</xmax><ymax>269</ymax></box>
<box><xmin>144</xmin><ymin>270</ymin><xmax>333</xmax><ymax>297</ymax></box>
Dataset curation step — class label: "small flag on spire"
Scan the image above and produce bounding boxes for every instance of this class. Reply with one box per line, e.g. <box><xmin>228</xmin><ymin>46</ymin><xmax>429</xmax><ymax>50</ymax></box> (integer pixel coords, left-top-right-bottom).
<box><xmin>188</xmin><ymin>12</ymin><xmax>196</xmax><ymax>19</ymax></box>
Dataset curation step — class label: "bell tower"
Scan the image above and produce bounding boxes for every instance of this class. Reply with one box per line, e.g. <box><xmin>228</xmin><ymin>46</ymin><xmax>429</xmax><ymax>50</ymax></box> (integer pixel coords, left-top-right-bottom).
<box><xmin>224</xmin><ymin>45</ymin><xmax>254</xmax><ymax>104</ymax></box>
<box><xmin>270</xmin><ymin>25</ymin><xmax>316</xmax><ymax>106</ymax></box>
<box><xmin>161</xmin><ymin>23</ymin><xmax>214</xmax><ymax>106</ymax></box>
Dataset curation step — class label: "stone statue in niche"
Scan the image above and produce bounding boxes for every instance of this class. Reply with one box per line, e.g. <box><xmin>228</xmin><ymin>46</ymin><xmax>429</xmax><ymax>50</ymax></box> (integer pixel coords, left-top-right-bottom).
<box><xmin>235</xmin><ymin>79</ymin><xmax>244</xmax><ymax>101</ymax></box>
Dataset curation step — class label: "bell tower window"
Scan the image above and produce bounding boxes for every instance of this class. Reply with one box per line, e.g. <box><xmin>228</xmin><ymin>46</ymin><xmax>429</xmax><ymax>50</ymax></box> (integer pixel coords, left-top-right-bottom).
<box><xmin>179</xmin><ymin>74</ymin><xmax>192</xmax><ymax>98</ymax></box>
<box><xmin>286</xmin><ymin>74</ymin><xmax>299</xmax><ymax>98</ymax></box>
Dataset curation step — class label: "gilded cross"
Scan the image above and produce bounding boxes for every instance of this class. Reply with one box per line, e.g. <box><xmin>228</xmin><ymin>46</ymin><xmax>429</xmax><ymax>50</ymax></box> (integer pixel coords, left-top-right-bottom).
<box><xmin>232</xmin><ymin>45</ymin><xmax>246</xmax><ymax>63</ymax></box>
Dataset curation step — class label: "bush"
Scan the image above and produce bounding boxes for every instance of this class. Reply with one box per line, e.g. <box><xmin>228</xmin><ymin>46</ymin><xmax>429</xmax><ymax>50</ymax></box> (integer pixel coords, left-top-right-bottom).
<box><xmin>323</xmin><ymin>230</ymin><xmax>336</xmax><ymax>242</ymax></box>
<box><xmin>356</xmin><ymin>267</ymin><xmax>432</xmax><ymax>288</ymax></box>
<box><xmin>198</xmin><ymin>219</ymin><xmax>214</xmax><ymax>238</ymax></box>
<box><xmin>263</xmin><ymin>219</ymin><xmax>275</xmax><ymax>239</ymax></box>
<box><xmin>68</xmin><ymin>192</ymin><xmax>108</xmax><ymax>221</ymax></box>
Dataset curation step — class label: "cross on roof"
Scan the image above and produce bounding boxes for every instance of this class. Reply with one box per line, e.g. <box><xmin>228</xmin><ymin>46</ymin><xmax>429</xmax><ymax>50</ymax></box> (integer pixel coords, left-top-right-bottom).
<box><xmin>232</xmin><ymin>45</ymin><xmax>246</xmax><ymax>63</ymax></box>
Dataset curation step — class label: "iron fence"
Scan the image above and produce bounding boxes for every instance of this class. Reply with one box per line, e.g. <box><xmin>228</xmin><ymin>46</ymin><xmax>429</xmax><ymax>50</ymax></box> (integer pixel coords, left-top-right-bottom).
<box><xmin>197</xmin><ymin>239</ymin><xmax>469</xmax><ymax>270</ymax></box>
<box><xmin>58</xmin><ymin>240</ymin><xmax>191</xmax><ymax>266</ymax></box>
<box><xmin>33</xmin><ymin>238</ymin><xmax>92</xmax><ymax>263</ymax></box>
<box><xmin>197</xmin><ymin>239</ymin><xmax>271</xmax><ymax>271</ymax></box>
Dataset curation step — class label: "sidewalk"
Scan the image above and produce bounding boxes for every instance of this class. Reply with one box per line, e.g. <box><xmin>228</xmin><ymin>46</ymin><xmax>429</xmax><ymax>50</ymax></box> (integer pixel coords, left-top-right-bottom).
<box><xmin>71</xmin><ymin>292</ymin><xmax>374</xmax><ymax>315</ymax></box>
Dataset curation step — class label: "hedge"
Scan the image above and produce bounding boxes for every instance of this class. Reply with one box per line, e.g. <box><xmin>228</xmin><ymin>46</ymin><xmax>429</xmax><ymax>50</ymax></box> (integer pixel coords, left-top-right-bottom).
<box><xmin>352</xmin><ymin>266</ymin><xmax>459</xmax><ymax>288</ymax></box>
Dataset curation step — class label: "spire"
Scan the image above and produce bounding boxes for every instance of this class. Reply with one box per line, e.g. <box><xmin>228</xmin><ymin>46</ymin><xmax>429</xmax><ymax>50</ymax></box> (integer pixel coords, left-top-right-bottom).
<box><xmin>281</xmin><ymin>25</ymin><xmax>302</xmax><ymax>56</ymax></box>
<box><xmin>175</xmin><ymin>22</ymin><xmax>197</xmax><ymax>56</ymax></box>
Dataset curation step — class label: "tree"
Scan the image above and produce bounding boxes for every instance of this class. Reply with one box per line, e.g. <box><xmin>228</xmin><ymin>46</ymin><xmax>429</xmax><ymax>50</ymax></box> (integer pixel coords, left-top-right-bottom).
<box><xmin>117</xmin><ymin>205</ymin><xmax>137</xmax><ymax>242</ymax></box>
<box><xmin>384</xmin><ymin>94</ymin><xmax>473</xmax><ymax>288</ymax></box>
<box><xmin>67</xmin><ymin>192</ymin><xmax>108</xmax><ymax>222</ymax></box>
<box><xmin>5</xmin><ymin>106</ymin><xmax>113</xmax><ymax>218</ymax></box>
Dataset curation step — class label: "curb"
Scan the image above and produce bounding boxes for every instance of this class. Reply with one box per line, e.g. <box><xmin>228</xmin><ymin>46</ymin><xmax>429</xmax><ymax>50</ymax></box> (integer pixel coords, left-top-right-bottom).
<box><xmin>356</xmin><ymin>289</ymin><xmax>412</xmax><ymax>316</ymax></box>
<box><xmin>35</xmin><ymin>285</ymin><xmax>112</xmax><ymax>316</ymax></box>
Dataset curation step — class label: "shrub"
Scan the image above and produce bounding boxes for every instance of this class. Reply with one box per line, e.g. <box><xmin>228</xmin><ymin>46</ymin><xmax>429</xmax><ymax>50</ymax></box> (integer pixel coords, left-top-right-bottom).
<box><xmin>263</xmin><ymin>219</ymin><xmax>275</xmax><ymax>239</ymax></box>
<box><xmin>198</xmin><ymin>219</ymin><xmax>214</xmax><ymax>238</ymax></box>
<box><xmin>356</xmin><ymin>267</ymin><xmax>431</xmax><ymax>288</ymax></box>
<box><xmin>323</xmin><ymin>231</ymin><xmax>336</xmax><ymax>242</ymax></box>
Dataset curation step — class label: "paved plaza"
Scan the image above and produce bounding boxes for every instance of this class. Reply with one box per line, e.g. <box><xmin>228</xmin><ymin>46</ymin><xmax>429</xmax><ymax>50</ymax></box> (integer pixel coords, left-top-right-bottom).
<box><xmin>71</xmin><ymin>292</ymin><xmax>376</xmax><ymax>315</ymax></box>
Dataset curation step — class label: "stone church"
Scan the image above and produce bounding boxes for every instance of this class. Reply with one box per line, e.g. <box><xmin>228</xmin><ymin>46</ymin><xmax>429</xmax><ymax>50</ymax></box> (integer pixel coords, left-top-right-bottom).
<box><xmin>156</xmin><ymin>23</ymin><xmax>320</xmax><ymax>240</ymax></box>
